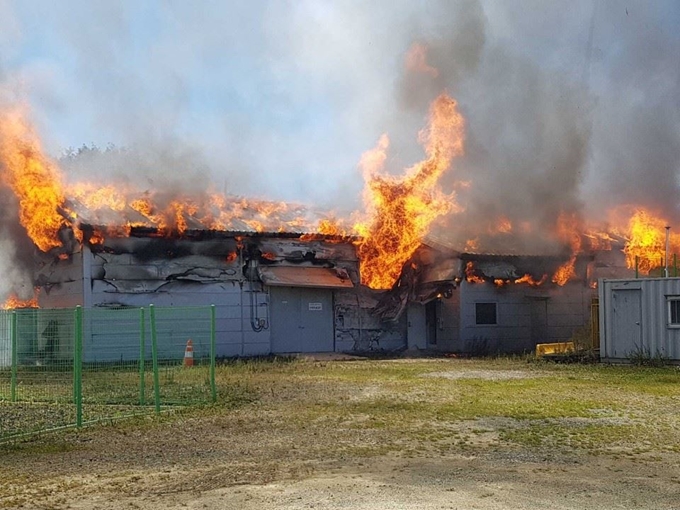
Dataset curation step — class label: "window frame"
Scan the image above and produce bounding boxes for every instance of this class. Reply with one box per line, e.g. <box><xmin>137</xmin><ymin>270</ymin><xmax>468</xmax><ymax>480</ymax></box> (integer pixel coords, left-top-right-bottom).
<box><xmin>475</xmin><ymin>301</ymin><xmax>498</xmax><ymax>326</ymax></box>
<box><xmin>667</xmin><ymin>296</ymin><xmax>680</xmax><ymax>328</ymax></box>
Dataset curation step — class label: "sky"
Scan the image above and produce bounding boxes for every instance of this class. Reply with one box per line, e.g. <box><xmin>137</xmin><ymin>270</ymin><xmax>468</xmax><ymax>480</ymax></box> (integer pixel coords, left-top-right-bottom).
<box><xmin>0</xmin><ymin>0</ymin><xmax>679</xmax><ymax>224</ymax></box>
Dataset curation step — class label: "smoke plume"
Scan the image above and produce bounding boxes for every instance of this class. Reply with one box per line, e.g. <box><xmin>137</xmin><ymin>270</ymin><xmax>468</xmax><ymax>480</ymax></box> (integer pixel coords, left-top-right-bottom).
<box><xmin>0</xmin><ymin>0</ymin><xmax>677</xmax><ymax>288</ymax></box>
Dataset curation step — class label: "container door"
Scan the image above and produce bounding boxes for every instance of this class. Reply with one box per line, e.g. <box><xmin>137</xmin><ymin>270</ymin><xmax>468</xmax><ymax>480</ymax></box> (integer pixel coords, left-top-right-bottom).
<box><xmin>270</xmin><ymin>287</ymin><xmax>334</xmax><ymax>353</ymax></box>
<box><xmin>611</xmin><ymin>289</ymin><xmax>642</xmax><ymax>357</ymax></box>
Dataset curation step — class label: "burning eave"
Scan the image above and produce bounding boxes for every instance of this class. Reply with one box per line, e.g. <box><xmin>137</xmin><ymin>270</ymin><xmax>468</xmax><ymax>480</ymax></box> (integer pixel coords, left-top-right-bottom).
<box><xmin>33</xmin><ymin>219</ymin><xmax>364</xmax><ymax>300</ymax></box>
<box><xmin>460</xmin><ymin>252</ymin><xmax>594</xmax><ymax>286</ymax></box>
<box><xmin>372</xmin><ymin>245</ymin><xmax>603</xmax><ymax>323</ymax></box>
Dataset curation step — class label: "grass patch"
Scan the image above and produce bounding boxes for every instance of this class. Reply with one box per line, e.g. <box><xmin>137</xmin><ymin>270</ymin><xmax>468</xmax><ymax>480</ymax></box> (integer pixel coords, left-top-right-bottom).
<box><xmin>3</xmin><ymin>357</ymin><xmax>680</xmax><ymax>458</ymax></box>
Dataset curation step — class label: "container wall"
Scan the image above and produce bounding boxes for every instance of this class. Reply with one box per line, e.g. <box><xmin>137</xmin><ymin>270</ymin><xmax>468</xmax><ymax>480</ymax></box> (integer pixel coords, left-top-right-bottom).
<box><xmin>600</xmin><ymin>277</ymin><xmax>680</xmax><ymax>361</ymax></box>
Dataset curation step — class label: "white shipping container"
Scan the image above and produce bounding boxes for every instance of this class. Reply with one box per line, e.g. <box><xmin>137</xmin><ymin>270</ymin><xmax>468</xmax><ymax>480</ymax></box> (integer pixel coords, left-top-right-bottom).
<box><xmin>599</xmin><ymin>277</ymin><xmax>680</xmax><ymax>361</ymax></box>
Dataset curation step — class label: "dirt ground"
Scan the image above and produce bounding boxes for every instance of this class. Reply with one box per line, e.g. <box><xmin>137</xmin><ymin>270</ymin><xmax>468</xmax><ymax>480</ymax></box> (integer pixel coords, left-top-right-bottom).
<box><xmin>2</xmin><ymin>360</ymin><xmax>680</xmax><ymax>509</ymax></box>
<box><xmin>5</xmin><ymin>431</ymin><xmax>679</xmax><ymax>510</ymax></box>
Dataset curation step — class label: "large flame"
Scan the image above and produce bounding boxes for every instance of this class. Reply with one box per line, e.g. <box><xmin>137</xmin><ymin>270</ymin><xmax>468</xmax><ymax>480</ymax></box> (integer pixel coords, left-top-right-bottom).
<box><xmin>354</xmin><ymin>93</ymin><xmax>466</xmax><ymax>289</ymax></box>
<box><xmin>551</xmin><ymin>212</ymin><xmax>582</xmax><ymax>286</ymax></box>
<box><xmin>3</xmin><ymin>95</ymin><xmax>680</xmax><ymax>294</ymax></box>
<box><xmin>623</xmin><ymin>208</ymin><xmax>679</xmax><ymax>274</ymax></box>
<box><xmin>0</xmin><ymin>107</ymin><xmax>67</xmax><ymax>251</ymax></box>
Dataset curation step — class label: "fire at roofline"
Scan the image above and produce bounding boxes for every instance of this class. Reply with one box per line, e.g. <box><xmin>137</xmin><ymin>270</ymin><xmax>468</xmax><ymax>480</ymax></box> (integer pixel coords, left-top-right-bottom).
<box><xmin>1</xmin><ymin>37</ymin><xmax>679</xmax><ymax>306</ymax></box>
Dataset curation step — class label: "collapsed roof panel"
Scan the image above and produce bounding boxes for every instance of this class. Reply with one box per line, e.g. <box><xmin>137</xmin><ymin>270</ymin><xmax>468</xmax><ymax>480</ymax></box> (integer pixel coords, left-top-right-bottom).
<box><xmin>258</xmin><ymin>266</ymin><xmax>354</xmax><ymax>289</ymax></box>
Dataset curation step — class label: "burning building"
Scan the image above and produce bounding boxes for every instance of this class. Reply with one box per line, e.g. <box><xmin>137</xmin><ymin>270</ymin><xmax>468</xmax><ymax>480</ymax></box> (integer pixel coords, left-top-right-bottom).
<box><xmin>1</xmin><ymin>84</ymin><xmax>677</xmax><ymax>359</ymax></box>
<box><xmin>35</xmin><ymin>220</ymin><xmax>365</xmax><ymax>356</ymax></box>
<box><xmin>396</xmin><ymin>245</ymin><xmax>602</xmax><ymax>354</ymax></box>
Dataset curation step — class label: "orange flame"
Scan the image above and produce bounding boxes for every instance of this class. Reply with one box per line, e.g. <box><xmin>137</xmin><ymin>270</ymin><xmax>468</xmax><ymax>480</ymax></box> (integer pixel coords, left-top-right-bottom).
<box><xmin>514</xmin><ymin>273</ymin><xmax>548</xmax><ymax>286</ymax></box>
<box><xmin>354</xmin><ymin>93</ymin><xmax>465</xmax><ymax>289</ymax></box>
<box><xmin>318</xmin><ymin>219</ymin><xmax>345</xmax><ymax>236</ymax></box>
<box><xmin>2</xmin><ymin>292</ymin><xmax>39</xmax><ymax>309</ymax></box>
<box><xmin>0</xmin><ymin>107</ymin><xmax>67</xmax><ymax>251</ymax></box>
<box><xmin>465</xmin><ymin>262</ymin><xmax>486</xmax><ymax>284</ymax></box>
<box><xmin>489</xmin><ymin>216</ymin><xmax>513</xmax><ymax>235</ymax></box>
<box><xmin>622</xmin><ymin>209</ymin><xmax>675</xmax><ymax>274</ymax></box>
<box><xmin>69</xmin><ymin>183</ymin><xmax>127</xmax><ymax>212</ymax></box>
<box><xmin>464</xmin><ymin>238</ymin><xmax>479</xmax><ymax>252</ymax></box>
<box><xmin>552</xmin><ymin>212</ymin><xmax>582</xmax><ymax>286</ymax></box>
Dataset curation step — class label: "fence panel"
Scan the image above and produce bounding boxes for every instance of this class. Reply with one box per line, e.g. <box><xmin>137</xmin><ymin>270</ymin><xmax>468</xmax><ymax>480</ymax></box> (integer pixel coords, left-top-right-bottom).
<box><xmin>80</xmin><ymin>307</ymin><xmax>149</xmax><ymax>426</ymax></box>
<box><xmin>1</xmin><ymin>305</ymin><xmax>217</xmax><ymax>443</ymax></box>
<box><xmin>0</xmin><ymin>308</ymin><xmax>77</xmax><ymax>440</ymax></box>
<box><xmin>150</xmin><ymin>305</ymin><xmax>216</xmax><ymax>406</ymax></box>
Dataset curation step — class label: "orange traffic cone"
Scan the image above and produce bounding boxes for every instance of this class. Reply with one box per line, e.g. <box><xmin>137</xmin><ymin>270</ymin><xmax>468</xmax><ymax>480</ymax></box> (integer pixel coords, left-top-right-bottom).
<box><xmin>183</xmin><ymin>339</ymin><xmax>194</xmax><ymax>367</ymax></box>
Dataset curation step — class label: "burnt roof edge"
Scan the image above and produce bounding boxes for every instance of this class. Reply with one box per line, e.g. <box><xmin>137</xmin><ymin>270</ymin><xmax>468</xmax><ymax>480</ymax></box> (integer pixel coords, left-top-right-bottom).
<box><xmin>78</xmin><ymin>223</ymin><xmax>360</xmax><ymax>243</ymax></box>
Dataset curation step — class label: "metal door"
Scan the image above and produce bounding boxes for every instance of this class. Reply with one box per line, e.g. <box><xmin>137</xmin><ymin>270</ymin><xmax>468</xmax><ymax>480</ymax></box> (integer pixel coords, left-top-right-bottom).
<box><xmin>270</xmin><ymin>287</ymin><xmax>334</xmax><ymax>353</ymax></box>
<box><xmin>530</xmin><ymin>298</ymin><xmax>548</xmax><ymax>345</ymax></box>
<box><xmin>407</xmin><ymin>303</ymin><xmax>427</xmax><ymax>349</ymax></box>
<box><xmin>425</xmin><ymin>301</ymin><xmax>438</xmax><ymax>345</ymax></box>
<box><xmin>611</xmin><ymin>289</ymin><xmax>642</xmax><ymax>357</ymax></box>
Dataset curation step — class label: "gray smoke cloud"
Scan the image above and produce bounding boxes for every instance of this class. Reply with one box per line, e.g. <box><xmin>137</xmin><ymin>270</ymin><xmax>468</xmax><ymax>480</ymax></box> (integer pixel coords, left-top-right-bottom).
<box><xmin>0</xmin><ymin>11</ymin><xmax>34</xmax><ymax>300</ymax></box>
<box><xmin>389</xmin><ymin>0</ymin><xmax>680</xmax><ymax>254</ymax></box>
<box><xmin>0</xmin><ymin>188</ymin><xmax>36</xmax><ymax>301</ymax></box>
<box><xmin>0</xmin><ymin>0</ymin><xmax>678</xmax><ymax>278</ymax></box>
<box><xmin>585</xmin><ymin>3</ymin><xmax>680</xmax><ymax>222</ymax></box>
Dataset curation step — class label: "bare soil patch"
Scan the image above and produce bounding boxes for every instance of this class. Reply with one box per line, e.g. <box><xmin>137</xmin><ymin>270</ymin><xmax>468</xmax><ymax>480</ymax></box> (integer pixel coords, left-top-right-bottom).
<box><xmin>423</xmin><ymin>369</ymin><xmax>543</xmax><ymax>380</ymax></box>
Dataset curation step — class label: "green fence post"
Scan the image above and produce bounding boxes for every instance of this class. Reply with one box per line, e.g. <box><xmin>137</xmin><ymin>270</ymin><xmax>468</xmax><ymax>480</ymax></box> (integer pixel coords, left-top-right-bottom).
<box><xmin>210</xmin><ymin>304</ymin><xmax>217</xmax><ymax>403</ymax></box>
<box><xmin>73</xmin><ymin>310</ymin><xmax>78</xmax><ymax>404</ymax></box>
<box><xmin>139</xmin><ymin>307</ymin><xmax>146</xmax><ymax>406</ymax></box>
<box><xmin>74</xmin><ymin>306</ymin><xmax>83</xmax><ymax>428</ymax></box>
<box><xmin>150</xmin><ymin>305</ymin><xmax>161</xmax><ymax>415</ymax></box>
<box><xmin>10</xmin><ymin>311</ymin><xmax>17</xmax><ymax>402</ymax></box>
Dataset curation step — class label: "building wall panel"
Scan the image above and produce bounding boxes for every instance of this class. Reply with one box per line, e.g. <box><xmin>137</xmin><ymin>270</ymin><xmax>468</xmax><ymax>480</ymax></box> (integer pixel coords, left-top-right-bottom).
<box><xmin>458</xmin><ymin>281</ymin><xmax>592</xmax><ymax>354</ymax></box>
<box><xmin>434</xmin><ymin>291</ymin><xmax>461</xmax><ymax>351</ymax></box>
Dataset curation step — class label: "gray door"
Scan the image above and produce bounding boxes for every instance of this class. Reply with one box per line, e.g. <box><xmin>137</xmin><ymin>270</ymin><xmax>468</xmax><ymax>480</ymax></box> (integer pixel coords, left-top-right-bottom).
<box><xmin>425</xmin><ymin>301</ymin><xmax>438</xmax><ymax>346</ymax></box>
<box><xmin>407</xmin><ymin>303</ymin><xmax>427</xmax><ymax>350</ymax></box>
<box><xmin>530</xmin><ymin>298</ymin><xmax>548</xmax><ymax>346</ymax></box>
<box><xmin>611</xmin><ymin>289</ymin><xmax>642</xmax><ymax>357</ymax></box>
<box><xmin>270</xmin><ymin>287</ymin><xmax>334</xmax><ymax>353</ymax></box>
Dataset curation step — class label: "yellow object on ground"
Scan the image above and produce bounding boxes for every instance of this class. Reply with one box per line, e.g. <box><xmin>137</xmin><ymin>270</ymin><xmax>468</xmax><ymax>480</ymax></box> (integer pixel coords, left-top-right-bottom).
<box><xmin>536</xmin><ymin>342</ymin><xmax>575</xmax><ymax>356</ymax></box>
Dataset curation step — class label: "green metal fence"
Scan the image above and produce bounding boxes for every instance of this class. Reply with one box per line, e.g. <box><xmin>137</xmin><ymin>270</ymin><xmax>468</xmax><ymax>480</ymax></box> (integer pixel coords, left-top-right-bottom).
<box><xmin>0</xmin><ymin>305</ymin><xmax>217</xmax><ymax>443</ymax></box>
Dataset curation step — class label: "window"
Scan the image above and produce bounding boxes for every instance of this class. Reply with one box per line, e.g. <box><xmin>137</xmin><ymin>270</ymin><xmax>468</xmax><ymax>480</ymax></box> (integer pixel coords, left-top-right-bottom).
<box><xmin>475</xmin><ymin>302</ymin><xmax>497</xmax><ymax>325</ymax></box>
<box><xmin>668</xmin><ymin>298</ymin><xmax>680</xmax><ymax>326</ymax></box>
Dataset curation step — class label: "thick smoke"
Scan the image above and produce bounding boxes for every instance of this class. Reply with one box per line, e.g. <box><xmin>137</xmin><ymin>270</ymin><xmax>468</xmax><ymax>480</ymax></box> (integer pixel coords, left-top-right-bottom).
<box><xmin>388</xmin><ymin>0</ymin><xmax>679</xmax><ymax>254</ymax></box>
<box><xmin>585</xmin><ymin>4</ymin><xmax>680</xmax><ymax>223</ymax></box>
<box><xmin>0</xmin><ymin>187</ymin><xmax>36</xmax><ymax>301</ymax></box>
<box><xmin>59</xmin><ymin>142</ymin><xmax>213</xmax><ymax>197</ymax></box>
<box><xmin>373</xmin><ymin>0</ymin><xmax>594</xmax><ymax>254</ymax></box>
<box><xmin>0</xmin><ymin>0</ymin><xmax>678</xmax><ymax>269</ymax></box>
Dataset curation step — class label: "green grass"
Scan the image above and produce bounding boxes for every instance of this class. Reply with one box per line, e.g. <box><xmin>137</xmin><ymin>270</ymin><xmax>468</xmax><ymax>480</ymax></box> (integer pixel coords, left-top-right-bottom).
<box><xmin>3</xmin><ymin>357</ymin><xmax>680</xmax><ymax>457</ymax></box>
<box><xmin>210</xmin><ymin>357</ymin><xmax>680</xmax><ymax>456</ymax></box>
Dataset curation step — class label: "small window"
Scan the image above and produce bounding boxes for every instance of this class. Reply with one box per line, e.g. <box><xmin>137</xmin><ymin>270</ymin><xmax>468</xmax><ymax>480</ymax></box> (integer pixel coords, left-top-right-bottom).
<box><xmin>668</xmin><ymin>298</ymin><xmax>680</xmax><ymax>326</ymax></box>
<box><xmin>475</xmin><ymin>302</ymin><xmax>497</xmax><ymax>325</ymax></box>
